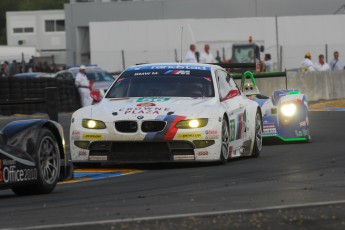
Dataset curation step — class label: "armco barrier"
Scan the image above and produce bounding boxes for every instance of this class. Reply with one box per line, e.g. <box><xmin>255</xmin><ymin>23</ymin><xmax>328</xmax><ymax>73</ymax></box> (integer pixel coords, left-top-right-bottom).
<box><xmin>235</xmin><ymin>70</ymin><xmax>345</xmax><ymax>102</ymax></box>
<box><xmin>0</xmin><ymin>77</ymin><xmax>81</xmax><ymax>116</ymax></box>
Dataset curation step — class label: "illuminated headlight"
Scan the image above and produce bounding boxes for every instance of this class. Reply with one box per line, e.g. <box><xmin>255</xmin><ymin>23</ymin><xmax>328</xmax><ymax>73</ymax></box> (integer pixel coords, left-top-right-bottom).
<box><xmin>82</xmin><ymin>119</ymin><xmax>106</xmax><ymax>129</ymax></box>
<box><xmin>176</xmin><ymin>119</ymin><xmax>208</xmax><ymax>129</ymax></box>
<box><xmin>280</xmin><ymin>103</ymin><xmax>297</xmax><ymax>117</ymax></box>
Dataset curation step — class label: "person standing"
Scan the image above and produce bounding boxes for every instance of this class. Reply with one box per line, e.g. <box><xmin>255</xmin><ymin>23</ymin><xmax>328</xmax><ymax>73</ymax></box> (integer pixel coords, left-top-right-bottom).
<box><xmin>264</xmin><ymin>53</ymin><xmax>273</xmax><ymax>72</ymax></box>
<box><xmin>300</xmin><ymin>52</ymin><xmax>315</xmax><ymax>71</ymax></box>
<box><xmin>329</xmin><ymin>51</ymin><xmax>344</xmax><ymax>71</ymax></box>
<box><xmin>185</xmin><ymin>44</ymin><xmax>198</xmax><ymax>63</ymax></box>
<box><xmin>314</xmin><ymin>54</ymin><xmax>330</xmax><ymax>71</ymax></box>
<box><xmin>75</xmin><ymin>65</ymin><xmax>93</xmax><ymax>107</ymax></box>
<box><xmin>200</xmin><ymin>44</ymin><xmax>215</xmax><ymax>63</ymax></box>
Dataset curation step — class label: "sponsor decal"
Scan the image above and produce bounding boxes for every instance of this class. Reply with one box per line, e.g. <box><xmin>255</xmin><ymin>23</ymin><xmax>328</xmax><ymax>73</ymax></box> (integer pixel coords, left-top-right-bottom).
<box><xmin>229</xmin><ymin>119</ymin><xmax>236</xmax><ymax>141</ymax></box>
<box><xmin>205</xmin><ymin>130</ymin><xmax>218</xmax><ymax>135</ymax></box>
<box><xmin>236</xmin><ymin>112</ymin><xmax>246</xmax><ymax>140</ymax></box>
<box><xmin>197</xmin><ymin>151</ymin><xmax>208</xmax><ymax>156</ymax></box>
<box><xmin>71</xmin><ymin>130</ymin><xmax>81</xmax><ymax>140</ymax></box>
<box><xmin>137</xmin><ymin>102</ymin><xmax>156</xmax><ymax>107</ymax></box>
<box><xmin>164</xmin><ymin>70</ymin><xmax>191</xmax><ymax>75</ymax></box>
<box><xmin>263</xmin><ymin>128</ymin><xmax>277</xmax><ymax>134</ymax></box>
<box><xmin>0</xmin><ymin>160</ymin><xmax>2</xmax><ymax>182</ymax></box>
<box><xmin>263</xmin><ymin>124</ymin><xmax>277</xmax><ymax>134</ymax></box>
<box><xmin>299</xmin><ymin>121</ymin><xmax>307</xmax><ymax>127</ymax></box>
<box><xmin>82</xmin><ymin>133</ymin><xmax>103</xmax><ymax>140</ymax></box>
<box><xmin>119</xmin><ymin>107</ymin><xmax>170</xmax><ymax>115</ymax></box>
<box><xmin>136</xmin><ymin>98</ymin><xmax>170</xmax><ymax>103</ymax></box>
<box><xmin>295</xmin><ymin>129</ymin><xmax>309</xmax><ymax>137</ymax></box>
<box><xmin>134</xmin><ymin>72</ymin><xmax>159</xmax><ymax>76</ymax></box>
<box><xmin>1</xmin><ymin>162</ymin><xmax>37</xmax><ymax>183</ymax></box>
<box><xmin>89</xmin><ymin>156</ymin><xmax>108</xmax><ymax>161</ymax></box>
<box><xmin>177</xmin><ymin>133</ymin><xmax>202</xmax><ymax>139</ymax></box>
<box><xmin>78</xmin><ymin>151</ymin><xmax>88</xmax><ymax>157</ymax></box>
<box><xmin>127</xmin><ymin>65</ymin><xmax>211</xmax><ymax>71</ymax></box>
<box><xmin>205</xmin><ymin>135</ymin><xmax>219</xmax><ymax>140</ymax></box>
<box><xmin>173</xmin><ymin>155</ymin><xmax>195</xmax><ymax>160</ymax></box>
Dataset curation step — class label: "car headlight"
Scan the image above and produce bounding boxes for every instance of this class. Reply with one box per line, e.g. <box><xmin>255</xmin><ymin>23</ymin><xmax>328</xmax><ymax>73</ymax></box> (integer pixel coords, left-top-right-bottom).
<box><xmin>176</xmin><ymin>118</ymin><xmax>208</xmax><ymax>129</ymax></box>
<box><xmin>280</xmin><ymin>103</ymin><xmax>297</xmax><ymax>117</ymax></box>
<box><xmin>82</xmin><ymin>119</ymin><xmax>106</xmax><ymax>129</ymax></box>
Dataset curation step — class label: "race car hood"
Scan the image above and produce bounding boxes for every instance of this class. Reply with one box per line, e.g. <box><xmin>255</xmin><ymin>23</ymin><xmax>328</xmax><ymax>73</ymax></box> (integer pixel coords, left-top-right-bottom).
<box><xmin>77</xmin><ymin>97</ymin><xmax>219</xmax><ymax>121</ymax></box>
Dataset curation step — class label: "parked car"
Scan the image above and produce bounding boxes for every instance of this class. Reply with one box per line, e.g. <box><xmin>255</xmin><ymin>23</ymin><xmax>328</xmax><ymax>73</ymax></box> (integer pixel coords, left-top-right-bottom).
<box><xmin>14</xmin><ymin>72</ymin><xmax>54</xmax><ymax>78</ymax></box>
<box><xmin>54</xmin><ymin>66</ymin><xmax>115</xmax><ymax>102</ymax></box>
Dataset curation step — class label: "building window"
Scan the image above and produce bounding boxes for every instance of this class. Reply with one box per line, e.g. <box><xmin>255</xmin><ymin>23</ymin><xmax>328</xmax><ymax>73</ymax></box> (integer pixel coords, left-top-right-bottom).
<box><xmin>13</xmin><ymin>27</ymin><xmax>34</xmax><ymax>33</ymax></box>
<box><xmin>45</xmin><ymin>20</ymin><xmax>65</xmax><ymax>32</ymax></box>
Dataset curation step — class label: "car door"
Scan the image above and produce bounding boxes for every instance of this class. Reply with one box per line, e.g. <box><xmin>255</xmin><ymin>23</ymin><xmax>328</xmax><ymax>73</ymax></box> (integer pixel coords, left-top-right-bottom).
<box><xmin>216</xmin><ymin>69</ymin><xmax>247</xmax><ymax>151</ymax></box>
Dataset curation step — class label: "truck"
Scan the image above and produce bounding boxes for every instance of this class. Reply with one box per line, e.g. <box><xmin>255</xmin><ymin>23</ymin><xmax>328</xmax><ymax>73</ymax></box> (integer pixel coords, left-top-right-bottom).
<box><xmin>230</xmin><ymin>41</ymin><xmax>265</xmax><ymax>73</ymax></box>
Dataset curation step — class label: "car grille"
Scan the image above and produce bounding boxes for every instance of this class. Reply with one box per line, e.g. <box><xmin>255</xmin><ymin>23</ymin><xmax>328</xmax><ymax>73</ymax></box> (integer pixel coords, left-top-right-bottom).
<box><xmin>89</xmin><ymin>141</ymin><xmax>195</xmax><ymax>162</ymax></box>
<box><xmin>115</xmin><ymin>120</ymin><xmax>167</xmax><ymax>133</ymax></box>
<box><xmin>115</xmin><ymin>121</ymin><xmax>138</xmax><ymax>133</ymax></box>
<box><xmin>141</xmin><ymin>121</ymin><xmax>166</xmax><ymax>132</ymax></box>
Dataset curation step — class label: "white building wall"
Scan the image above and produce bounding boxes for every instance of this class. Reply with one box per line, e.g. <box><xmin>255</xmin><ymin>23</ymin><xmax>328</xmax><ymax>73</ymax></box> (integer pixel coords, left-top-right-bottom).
<box><xmin>90</xmin><ymin>14</ymin><xmax>345</xmax><ymax>72</ymax></box>
<box><xmin>6</xmin><ymin>10</ymin><xmax>66</xmax><ymax>64</ymax></box>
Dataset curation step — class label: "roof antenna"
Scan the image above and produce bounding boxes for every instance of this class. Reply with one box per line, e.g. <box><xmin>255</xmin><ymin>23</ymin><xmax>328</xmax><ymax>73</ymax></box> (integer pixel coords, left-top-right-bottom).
<box><xmin>180</xmin><ymin>26</ymin><xmax>183</xmax><ymax>63</ymax></box>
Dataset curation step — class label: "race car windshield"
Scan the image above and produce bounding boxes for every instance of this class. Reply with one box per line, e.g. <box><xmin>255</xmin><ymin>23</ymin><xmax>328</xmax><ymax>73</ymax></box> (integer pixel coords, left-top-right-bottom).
<box><xmin>106</xmin><ymin>71</ymin><xmax>214</xmax><ymax>98</ymax></box>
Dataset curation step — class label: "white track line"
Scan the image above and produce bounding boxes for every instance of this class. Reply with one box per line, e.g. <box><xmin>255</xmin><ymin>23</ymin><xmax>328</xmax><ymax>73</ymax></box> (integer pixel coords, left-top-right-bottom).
<box><xmin>5</xmin><ymin>199</ymin><xmax>345</xmax><ymax>230</ymax></box>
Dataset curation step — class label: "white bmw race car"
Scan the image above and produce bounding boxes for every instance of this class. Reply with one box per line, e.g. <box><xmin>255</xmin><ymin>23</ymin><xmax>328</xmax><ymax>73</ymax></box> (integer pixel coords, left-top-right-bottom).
<box><xmin>70</xmin><ymin>63</ymin><xmax>263</xmax><ymax>164</ymax></box>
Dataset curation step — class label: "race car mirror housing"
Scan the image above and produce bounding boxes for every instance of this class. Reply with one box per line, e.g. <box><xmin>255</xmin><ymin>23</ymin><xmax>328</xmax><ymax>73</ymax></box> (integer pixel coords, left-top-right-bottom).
<box><xmin>221</xmin><ymin>90</ymin><xmax>239</xmax><ymax>102</ymax></box>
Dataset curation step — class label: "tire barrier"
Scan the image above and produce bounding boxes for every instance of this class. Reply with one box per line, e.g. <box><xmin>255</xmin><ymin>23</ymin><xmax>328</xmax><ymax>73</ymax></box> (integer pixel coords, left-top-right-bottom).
<box><xmin>0</xmin><ymin>77</ymin><xmax>81</xmax><ymax>117</ymax></box>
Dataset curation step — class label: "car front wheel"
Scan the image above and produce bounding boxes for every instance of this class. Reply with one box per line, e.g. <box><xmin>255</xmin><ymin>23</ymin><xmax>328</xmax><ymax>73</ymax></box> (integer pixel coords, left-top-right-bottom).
<box><xmin>219</xmin><ymin>117</ymin><xmax>230</xmax><ymax>164</ymax></box>
<box><xmin>251</xmin><ymin>111</ymin><xmax>262</xmax><ymax>158</ymax></box>
<box><xmin>12</xmin><ymin>128</ymin><xmax>60</xmax><ymax>195</ymax></box>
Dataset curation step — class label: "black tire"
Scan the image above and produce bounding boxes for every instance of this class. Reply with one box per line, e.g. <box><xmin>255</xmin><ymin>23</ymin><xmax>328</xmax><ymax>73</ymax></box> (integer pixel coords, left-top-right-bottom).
<box><xmin>251</xmin><ymin>111</ymin><xmax>262</xmax><ymax>158</ymax></box>
<box><xmin>219</xmin><ymin>117</ymin><xmax>230</xmax><ymax>164</ymax></box>
<box><xmin>12</xmin><ymin>128</ymin><xmax>61</xmax><ymax>195</ymax></box>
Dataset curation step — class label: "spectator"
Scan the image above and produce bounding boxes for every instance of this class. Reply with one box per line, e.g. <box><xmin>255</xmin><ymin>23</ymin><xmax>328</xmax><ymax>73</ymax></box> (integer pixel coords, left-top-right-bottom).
<box><xmin>329</xmin><ymin>51</ymin><xmax>344</xmax><ymax>71</ymax></box>
<box><xmin>200</xmin><ymin>44</ymin><xmax>215</xmax><ymax>63</ymax></box>
<box><xmin>264</xmin><ymin>53</ymin><xmax>273</xmax><ymax>72</ymax></box>
<box><xmin>9</xmin><ymin>60</ymin><xmax>19</xmax><ymax>77</ymax></box>
<box><xmin>2</xmin><ymin>61</ymin><xmax>10</xmax><ymax>77</ymax></box>
<box><xmin>75</xmin><ymin>65</ymin><xmax>93</xmax><ymax>107</ymax></box>
<box><xmin>314</xmin><ymin>54</ymin><xmax>330</xmax><ymax>71</ymax></box>
<box><xmin>300</xmin><ymin>52</ymin><xmax>315</xmax><ymax>71</ymax></box>
<box><xmin>185</xmin><ymin>44</ymin><xmax>198</xmax><ymax>63</ymax></box>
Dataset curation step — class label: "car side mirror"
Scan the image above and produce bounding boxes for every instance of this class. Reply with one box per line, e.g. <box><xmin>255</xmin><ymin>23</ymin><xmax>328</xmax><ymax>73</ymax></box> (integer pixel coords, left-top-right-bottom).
<box><xmin>221</xmin><ymin>89</ymin><xmax>239</xmax><ymax>102</ymax></box>
<box><xmin>260</xmin><ymin>45</ymin><xmax>265</xmax><ymax>52</ymax></box>
<box><xmin>0</xmin><ymin>132</ymin><xmax>8</xmax><ymax>145</ymax></box>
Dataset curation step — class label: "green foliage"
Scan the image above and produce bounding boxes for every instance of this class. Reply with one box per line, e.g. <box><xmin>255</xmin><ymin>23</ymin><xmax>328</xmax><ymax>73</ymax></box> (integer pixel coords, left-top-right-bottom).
<box><xmin>0</xmin><ymin>0</ymin><xmax>69</xmax><ymax>45</ymax></box>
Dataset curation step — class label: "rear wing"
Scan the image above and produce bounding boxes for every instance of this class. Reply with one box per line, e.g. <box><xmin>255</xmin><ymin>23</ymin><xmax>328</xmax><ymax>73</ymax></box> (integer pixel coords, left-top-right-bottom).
<box><xmin>231</xmin><ymin>71</ymin><xmax>288</xmax><ymax>90</ymax></box>
<box><xmin>209</xmin><ymin>63</ymin><xmax>256</xmax><ymax>69</ymax></box>
<box><xmin>209</xmin><ymin>62</ymin><xmax>288</xmax><ymax>90</ymax></box>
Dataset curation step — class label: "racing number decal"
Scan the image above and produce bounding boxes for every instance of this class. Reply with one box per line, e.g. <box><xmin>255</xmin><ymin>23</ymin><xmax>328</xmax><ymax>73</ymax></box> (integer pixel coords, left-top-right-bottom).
<box><xmin>229</xmin><ymin>119</ymin><xmax>235</xmax><ymax>141</ymax></box>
